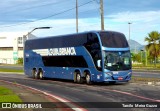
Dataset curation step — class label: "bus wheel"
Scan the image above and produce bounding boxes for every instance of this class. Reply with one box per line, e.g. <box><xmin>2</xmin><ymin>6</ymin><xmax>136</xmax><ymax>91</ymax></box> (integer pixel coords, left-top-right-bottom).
<box><xmin>32</xmin><ymin>69</ymin><xmax>37</xmax><ymax>79</ymax></box>
<box><xmin>35</xmin><ymin>71</ymin><xmax>40</xmax><ymax>79</ymax></box>
<box><xmin>76</xmin><ymin>73</ymin><xmax>83</xmax><ymax>84</ymax></box>
<box><xmin>39</xmin><ymin>71</ymin><xmax>43</xmax><ymax>80</ymax></box>
<box><xmin>86</xmin><ymin>74</ymin><xmax>92</xmax><ymax>85</ymax></box>
<box><xmin>74</xmin><ymin>73</ymin><xmax>77</xmax><ymax>82</ymax></box>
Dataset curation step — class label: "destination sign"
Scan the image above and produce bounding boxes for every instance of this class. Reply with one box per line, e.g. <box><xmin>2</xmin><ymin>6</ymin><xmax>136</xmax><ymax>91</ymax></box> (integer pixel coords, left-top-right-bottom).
<box><xmin>48</xmin><ymin>47</ymin><xmax>76</xmax><ymax>56</ymax></box>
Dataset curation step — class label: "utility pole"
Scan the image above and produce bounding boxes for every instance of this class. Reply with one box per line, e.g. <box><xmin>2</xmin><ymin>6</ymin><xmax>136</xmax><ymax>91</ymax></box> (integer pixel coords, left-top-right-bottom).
<box><xmin>100</xmin><ymin>0</ymin><xmax>104</xmax><ymax>30</ymax></box>
<box><xmin>76</xmin><ymin>0</ymin><xmax>78</xmax><ymax>33</ymax></box>
<box><xmin>128</xmin><ymin>22</ymin><xmax>132</xmax><ymax>41</ymax></box>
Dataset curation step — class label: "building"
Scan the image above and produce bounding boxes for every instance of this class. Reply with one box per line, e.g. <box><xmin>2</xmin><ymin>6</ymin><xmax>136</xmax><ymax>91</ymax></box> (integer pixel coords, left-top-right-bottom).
<box><xmin>0</xmin><ymin>33</ymin><xmax>36</xmax><ymax>64</ymax></box>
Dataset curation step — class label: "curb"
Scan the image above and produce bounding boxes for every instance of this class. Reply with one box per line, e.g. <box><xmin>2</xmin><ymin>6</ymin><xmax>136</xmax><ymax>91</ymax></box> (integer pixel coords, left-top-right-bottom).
<box><xmin>0</xmin><ymin>80</ymin><xmax>87</xmax><ymax>111</ymax></box>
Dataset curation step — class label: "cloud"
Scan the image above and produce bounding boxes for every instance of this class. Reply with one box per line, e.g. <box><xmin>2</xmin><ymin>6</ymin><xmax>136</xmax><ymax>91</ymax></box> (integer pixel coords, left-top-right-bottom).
<box><xmin>106</xmin><ymin>10</ymin><xmax>160</xmax><ymax>23</ymax></box>
<box><xmin>0</xmin><ymin>0</ymin><xmax>100</xmax><ymax>24</ymax></box>
<box><xmin>103</xmin><ymin>10</ymin><xmax>160</xmax><ymax>44</ymax></box>
<box><xmin>0</xmin><ymin>17</ymin><xmax>101</xmax><ymax>38</ymax></box>
<box><xmin>105</xmin><ymin>10</ymin><xmax>160</xmax><ymax>34</ymax></box>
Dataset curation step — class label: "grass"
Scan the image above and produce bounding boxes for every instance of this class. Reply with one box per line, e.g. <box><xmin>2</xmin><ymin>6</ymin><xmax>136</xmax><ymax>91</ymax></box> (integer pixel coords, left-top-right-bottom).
<box><xmin>132</xmin><ymin>64</ymin><xmax>160</xmax><ymax>68</ymax></box>
<box><xmin>0</xmin><ymin>86</ymin><xmax>22</xmax><ymax>102</ymax></box>
<box><xmin>0</xmin><ymin>68</ymin><xmax>23</xmax><ymax>73</ymax></box>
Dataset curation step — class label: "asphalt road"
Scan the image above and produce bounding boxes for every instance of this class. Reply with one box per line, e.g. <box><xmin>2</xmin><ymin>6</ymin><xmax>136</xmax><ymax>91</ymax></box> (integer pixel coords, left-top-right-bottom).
<box><xmin>133</xmin><ymin>71</ymin><xmax>160</xmax><ymax>78</ymax></box>
<box><xmin>0</xmin><ymin>73</ymin><xmax>160</xmax><ymax>111</ymax></box>
<box><xmin>0</xmin><ymin>65</ymin><xmax>23</xmax><ymax>70</ymax></box>
<box><xmin>0</xmin><ymin>65</ymin><xmax>159</xmax><ymax>78</ymax></box>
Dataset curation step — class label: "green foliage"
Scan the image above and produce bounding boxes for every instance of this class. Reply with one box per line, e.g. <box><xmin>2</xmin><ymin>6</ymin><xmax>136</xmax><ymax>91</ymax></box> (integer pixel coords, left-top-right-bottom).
<box><xmin>131</xmin><ymin>52</ymin><xmax>142</xmax><ymax>63</ymax></box>
<box><xmin>0</xmin><ymin>68</ymin><xmax>23</xmax><ymax>73</ymax></box>
<box><xmin>0</xmin><ymin>86</ymin><xmax>22</xmax><ymax>102</ymax></box>
<box><xmin>0</xmin><ymin>95</ymin><xmax>22</xmax><ymax>102</ymax></box>
<box><xmin>17</xmin><ymin>58</ymin><xmax>23</xmax><ymax>65</ymax></box>
<box><xmin>145</xmin><ymin>31</ymin><xmax>160</xmax><ymax>66</ymax></box>
<box><xmin>132</xmin><ymin>63</ymin><xmax>160</xmax><ymax>69</ymax></box>
<box><xmin>0</xmin><ymin>86</ymin><xmax>13</xmax><ymax>95</ymax></box>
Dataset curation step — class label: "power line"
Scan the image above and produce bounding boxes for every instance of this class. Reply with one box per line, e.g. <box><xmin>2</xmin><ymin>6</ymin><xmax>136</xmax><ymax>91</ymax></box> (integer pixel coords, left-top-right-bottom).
<box><xmin>76</xmin><ymin>0</ymin><xmax>78</xmax><ymax>33</ymax></box>
<box><xmin>0</xmin><ymin>0</ymin><xmax>70</xmax><ymax>15</ymax></box>
<box><xmin>0</xmin><ymin>0</ymin><xmax>95</xmax><ymax>28</ymax></box>
<box><xmin>94</xmin><ymin>0</ymin><xmax>100</xmax><ymax>4</ymax></box>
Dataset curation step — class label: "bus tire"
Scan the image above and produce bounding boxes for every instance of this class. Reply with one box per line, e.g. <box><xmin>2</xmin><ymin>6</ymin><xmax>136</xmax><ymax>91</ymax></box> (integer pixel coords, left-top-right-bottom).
<box><xmin>32</xmin><ymin>69</ymin><xmax>37</xmax><ymax>79</ymax></box>
<box><xmin>74</xmin><ymin>73</ymin><xmax>77</xmax><ymax>82</ymax></box>
<box><xmin>39</xmin><ymin>71</ymin><xmax>44</xmax><ymax>80</ymax></box>
<box><xmin>35</xmin><ymin>71</ymin><xmax>40</xmax><ymax>79</ymax></box>
<box><xmin>86</xmin><ymin>74</ymin><xmax>92</xmax><ymax>85</ymax></box>
<box><xmin>76</xmin><ymin>73</ymin><xmax>83</xmax><ymax>84</ymax></box>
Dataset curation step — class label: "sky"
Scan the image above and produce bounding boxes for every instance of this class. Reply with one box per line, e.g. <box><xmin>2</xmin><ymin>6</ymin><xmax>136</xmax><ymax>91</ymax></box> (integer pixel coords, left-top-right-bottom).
<box><xmin>0</xmin><ymin>0</ymin><xmax>160</xmax><ymax>45</ymax></box>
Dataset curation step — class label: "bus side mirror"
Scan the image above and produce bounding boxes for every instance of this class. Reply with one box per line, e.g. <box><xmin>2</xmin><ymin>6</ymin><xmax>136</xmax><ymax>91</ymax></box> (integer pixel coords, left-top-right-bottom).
<box><xmin>97</xmin><ymin>60</ymin><xmax>101</xmax><ymax>68</ymax></box>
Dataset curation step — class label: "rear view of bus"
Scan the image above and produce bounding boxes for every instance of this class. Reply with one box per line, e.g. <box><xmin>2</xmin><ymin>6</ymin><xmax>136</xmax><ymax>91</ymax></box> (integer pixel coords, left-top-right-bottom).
<box><xmin>99</xmin><ymin>31</ymin><xmax>132</xmax><ymax>83</ymax></box>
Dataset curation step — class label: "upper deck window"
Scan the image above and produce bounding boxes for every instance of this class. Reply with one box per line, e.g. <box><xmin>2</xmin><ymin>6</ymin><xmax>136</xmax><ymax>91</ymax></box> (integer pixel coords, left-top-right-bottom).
<box><xmin>99</xmin><ymin>32</ymin><xmax>129</xmax><ymax>48</ymax></box>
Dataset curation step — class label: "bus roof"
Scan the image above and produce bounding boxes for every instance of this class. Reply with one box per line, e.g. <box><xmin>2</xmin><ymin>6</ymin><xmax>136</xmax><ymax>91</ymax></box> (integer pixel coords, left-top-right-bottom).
<box><xmin>25</xmin><ymin>30</ymin><xmax>127</xmax><ymax>50</ymax></box>
<box><xmin>26</xmin><ymin>30</ymin><xmax>124</xmax><ymax>41</ymax></box>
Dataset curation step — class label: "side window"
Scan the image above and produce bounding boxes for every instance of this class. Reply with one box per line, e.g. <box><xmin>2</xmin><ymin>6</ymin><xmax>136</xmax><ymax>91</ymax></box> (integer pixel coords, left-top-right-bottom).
<box><xmin>85</xmin><ymin>33</ymin><xmax>102</xmax><ymax>71</ymax></box>
<box><xmin>42</xmin><ymin>56</ymin><xmax>88</xmax><ymax>68</ymax></box>
<box><xmin>85</xmin><ymin>33</ymin><xmax>100</xmax><ymax>51</ymax></box>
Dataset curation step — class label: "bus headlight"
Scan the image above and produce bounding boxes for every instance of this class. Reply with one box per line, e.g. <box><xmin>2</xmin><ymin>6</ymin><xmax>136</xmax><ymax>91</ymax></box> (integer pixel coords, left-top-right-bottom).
<box><xmin>128</xmin><ymin>72</ymin><xmax>132</xmax><ymax>75</ymax></box>
<box><xmin>106</xmin><ymin>72</ymin><xmax>112</xmax><ymax>76</ymax></box>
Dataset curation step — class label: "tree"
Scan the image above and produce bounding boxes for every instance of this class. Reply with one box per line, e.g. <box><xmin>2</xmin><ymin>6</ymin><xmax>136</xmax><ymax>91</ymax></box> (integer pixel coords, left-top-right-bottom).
<box><xmin>145</xmin><ymin>31</ymin><xmax>160</xmax><ymax>66</ymax></box>
<box><xmin>17</xmin><ymin>58</ymin><xmax>23</xmax><ymax>65</ymax></box>
<box><xmin>131</xmin><ymin>52</ymin><xmax>141</xmax><ymax>63</ymax></box>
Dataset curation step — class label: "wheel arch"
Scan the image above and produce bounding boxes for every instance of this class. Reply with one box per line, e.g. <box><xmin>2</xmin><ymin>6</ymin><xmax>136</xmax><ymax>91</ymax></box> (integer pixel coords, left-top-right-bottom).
<box><xmin>74</xmin><ymin>69</ymin><xmax>82</xmax><ymax>75</ymax></box>
<box><xmin>38</xmin><ymin>67</ymin><xmax>43</xmax><ymax>72</ymax></box>
<box><xmin>32</xmin><ymin>67</ymin><xmax>37</xmax><ymax>71</ymax></box>
<box><xmin>83</xmin><ymin>69</ymin><xmax>91</xmax><ymax>77</ymax></box>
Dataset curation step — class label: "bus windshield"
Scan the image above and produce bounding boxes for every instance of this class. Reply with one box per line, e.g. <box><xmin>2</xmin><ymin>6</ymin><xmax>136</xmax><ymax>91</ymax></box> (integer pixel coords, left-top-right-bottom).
<box><xmin>104</xmin><ymin>51</ymin><xmax>131</xmax><ymax>71</ymax></box>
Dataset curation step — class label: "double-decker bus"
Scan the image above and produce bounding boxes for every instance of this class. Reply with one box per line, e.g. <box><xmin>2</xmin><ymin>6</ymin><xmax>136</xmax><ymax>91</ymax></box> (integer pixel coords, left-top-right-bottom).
<box><xmin>24</xmin><ymin>30</ymin><xmax>132</xmax><ymax>84</ymax></box>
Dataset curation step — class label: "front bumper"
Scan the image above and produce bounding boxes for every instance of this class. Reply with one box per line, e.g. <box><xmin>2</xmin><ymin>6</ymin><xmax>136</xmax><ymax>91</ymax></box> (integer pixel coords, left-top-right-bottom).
<box><xmin>104</xmin><ymin>70</ymin><xmax>132</xmax><ymax>82</ymax></box>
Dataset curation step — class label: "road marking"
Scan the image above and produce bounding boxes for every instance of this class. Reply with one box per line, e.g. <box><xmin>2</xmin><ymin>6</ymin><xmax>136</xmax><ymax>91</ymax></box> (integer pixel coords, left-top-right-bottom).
<box><xmin>0</xmin><ymin>80</ymin><xmax>87</xmax><ymax>111</ymax></box>
<box><xmin>86</xmin><ymin>85</ymin><xmax>160</xmax><ymax>102</ymax></box>
<box><xmin>109</xmin><ymin>89</ymin><xmax>160</xmax><ymax>102</ymax></box>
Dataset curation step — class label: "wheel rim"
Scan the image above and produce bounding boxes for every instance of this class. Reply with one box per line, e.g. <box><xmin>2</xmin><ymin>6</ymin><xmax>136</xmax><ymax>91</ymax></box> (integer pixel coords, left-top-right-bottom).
<box><xmin>76</xmin><ymin>74</ymin><xmax>81</xmax><ymax>83</ymax></box>
<box><xmin>32</xmin><ymin>70</ymin><xmax>37</xmax><ymax>78</ymax></box>
<box><xmin>35</xmin><ymin>71</ymin><xmax>38</xmax><ymax>79</ymax></box>
<box><xmin>39</xmin><ymin>72</ymin><xmax>43</xmax><ymax>79</ymax></box>
<box><xmin>86</xmin><ymin>74</ymin><xmax>90</xmax><ymax>84</ymax></box>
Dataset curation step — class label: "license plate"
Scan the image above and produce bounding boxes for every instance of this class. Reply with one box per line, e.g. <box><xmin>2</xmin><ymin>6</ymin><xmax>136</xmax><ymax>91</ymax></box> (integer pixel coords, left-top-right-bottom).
<box><xmin>118</xmin><ymin>77</ymin><xmax>123</xmax><ymax>80</ymax></box>
<box><xmin>113</xmin><ymin>71</ymin><xmax>118</xmax><ymax>74</ymax></box>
